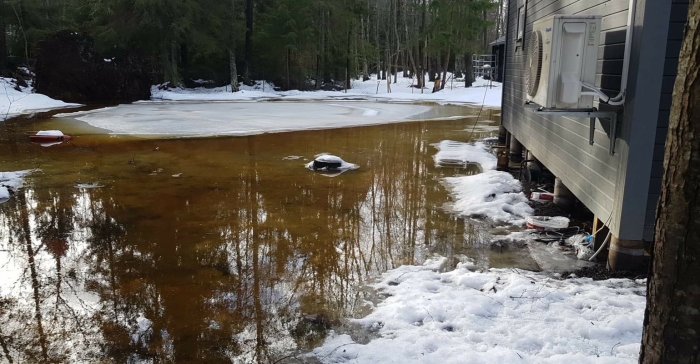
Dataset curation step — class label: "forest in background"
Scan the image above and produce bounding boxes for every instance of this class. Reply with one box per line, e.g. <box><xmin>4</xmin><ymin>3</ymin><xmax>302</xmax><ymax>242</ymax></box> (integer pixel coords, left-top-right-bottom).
<box><xmin>0</xmin><ymin>0</ymin><xmax>505</xmax><ymax>91</ymax></box>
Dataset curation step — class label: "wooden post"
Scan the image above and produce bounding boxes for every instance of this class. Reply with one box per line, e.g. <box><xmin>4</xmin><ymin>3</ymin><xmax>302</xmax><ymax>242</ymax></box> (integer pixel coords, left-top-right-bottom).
<box><xmin>498</xmin><ymin>125</ymin><xmax>507</xmax><ymax>146</ymax></box>
<box><xmin>509</xmin><ymin>134</ymin><xmax>523</xmax><ymax>163</ymax></box>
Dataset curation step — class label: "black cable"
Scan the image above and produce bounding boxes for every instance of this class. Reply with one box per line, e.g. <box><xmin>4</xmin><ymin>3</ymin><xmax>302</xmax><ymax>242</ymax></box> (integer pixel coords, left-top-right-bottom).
<box><xmin>466</xmin><ymin>81</ymin><xmax>491</xmax><ymax>140</ymax></box>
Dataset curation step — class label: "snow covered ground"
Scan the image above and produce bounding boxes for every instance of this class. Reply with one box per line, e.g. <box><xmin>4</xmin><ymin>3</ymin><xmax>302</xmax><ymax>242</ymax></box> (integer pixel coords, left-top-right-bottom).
<box><xmin>0</xmin><ymin>77</ymin><xmax>81</xmax><ymax>121</ymax></box>
<box><xmin>433</xmin><ymin>140</ymin><xmax>498</xmax><ymax>170</ymax></box>
<box><xmin>307</xmin><ymin>141</ymin><xmax>643</xmax><ymax>364</ymax></box>
<box><xmin>443</xmin><ymin>170</ymin><xmax>534</xmax><ymax>226</ymax></box>
<box><xmin>151</xmin><ymin>73</ymin><xmax>502</xmax><ymax>108</ymax></box>
<box><xmin>0</xmin><ymin>72</ymin><xmax>498</xmax><ymax>123</ymax></box>
<box><xmin>311</xmin><ymin>257</ymin><xmax>646</xmax><ymax>364</ymax></box>
<box><xmin>433</xmin><ymin>140</ymin><xmax>534</xmax><ymax>226</ymax></box>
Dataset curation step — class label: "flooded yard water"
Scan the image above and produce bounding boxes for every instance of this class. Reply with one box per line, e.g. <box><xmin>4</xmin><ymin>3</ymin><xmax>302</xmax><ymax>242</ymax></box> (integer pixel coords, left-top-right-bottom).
<box><xmin>0</xmin><ymin>102</ymin><xmax>537</xmax><ymax>363</ymax></box>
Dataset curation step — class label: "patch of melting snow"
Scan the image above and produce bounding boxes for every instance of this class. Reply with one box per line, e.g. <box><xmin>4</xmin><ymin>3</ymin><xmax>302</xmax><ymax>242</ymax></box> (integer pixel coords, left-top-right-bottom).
<box><xmin>311</xmin><ymin>256</ymin><xmax>645</xmax><ymax>364</ymax></box>
<box><xmin>433</xmin><ymin>140</ymin><xmax>497</xmax><ymax>171</ymax></box>
<box><xmin>443</xmin><ymin>170</ymin><xmax>533</xmax><ymax>226</ymax></box>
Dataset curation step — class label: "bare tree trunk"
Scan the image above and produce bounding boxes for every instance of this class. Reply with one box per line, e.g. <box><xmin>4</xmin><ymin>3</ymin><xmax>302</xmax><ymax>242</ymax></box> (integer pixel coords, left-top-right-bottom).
<box><xmin>640</xmin><ymin>2</ymin><xmax>700</xmax><ymax>363</ymax></box>
<box><xmin>465</xmin><ymin>53</ymin><xmax>474</xmax><ymax>87</ymax></box>
<box><xmin>244</xmin><ymin>0</ymin><xmax>253</xmax><ymax>83</ymax></box>
<box><xmin>286</xmin><ymin>48</ymin><xmax>290</xmax><ymax>90</ymax></box>
<box><xmin>392</xmin><ymin>0</ymin><xmax>400</xmax><ymax>84</ymax></box>
<box><xmin>229</xmin><ymin>50</ymin><xmax>239</xmax><ymax>92</ymax></box>
<box><xmin>385</xmin><ymin>50</ymin><xmax>391</xmax><ymax>93</ymax></box>
<box><xmin>441</xmin><ymin>48</ymin><xmax>450</xmax><ymax>90</ymax></box>
<box><xmin>403</xmin><ymin>3</ymin><xmax>420</xmax><ymax>88</ymax></box>
<box><xmin>375</xmin><ymin>2</ymin><xmax>382</xmax><ymax>80</ymax></box>
<box><xmin>317</xmin><ymin>5</ymin><xmax>324</xmax><ymax>89</ymax></box>
<box><xmin>10</xmin><ymin>3</ymin><xmax>29</xmax><ymax>61</ymax></box>
<box><xmin>496</xmin><ymin>0</ymin><xmax>504</xmax><ymax>36</ymax></box>
<box><xmin>346</xmin><ymin>26</ymin><xmax>352</xmax><ymax>90</ymax></box>
<box><xmin>229</xmin><ymin>0</ymin><xmax>239</xmax><ymax>92</ymax></box>
<box><xmin>420</xmin><ymin>0</ymin><xmax>427</xmax><ymax>93</ymax></box>
<box><xmin>316</xmin><ymin>54</ymin><xmax>321</xmax><ymax>89</ymax></box>
<box><xmin>0</xmin><ymin>0</ymin><xmax>6</xmax><ymax>71</ymax></box>
<box><xmin>361</xmin><ymin>16</ymin><xmax>369</xmax><ymax>80</ymax></box>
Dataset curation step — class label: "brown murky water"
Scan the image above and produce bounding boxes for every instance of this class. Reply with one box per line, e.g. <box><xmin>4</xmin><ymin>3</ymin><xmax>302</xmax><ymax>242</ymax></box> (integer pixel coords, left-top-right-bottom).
<box><xmin>0</xmin><ymin>103</ymin><xmax>537</xmax><ymax>363</ymax></box>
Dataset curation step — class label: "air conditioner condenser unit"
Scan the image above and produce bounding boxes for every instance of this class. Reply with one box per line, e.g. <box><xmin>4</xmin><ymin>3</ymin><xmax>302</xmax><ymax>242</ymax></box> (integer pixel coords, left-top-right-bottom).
<box><xmin>526</xmin><ymin>15</ymin><xmax>601</xmax><ymax>109</ymax></box>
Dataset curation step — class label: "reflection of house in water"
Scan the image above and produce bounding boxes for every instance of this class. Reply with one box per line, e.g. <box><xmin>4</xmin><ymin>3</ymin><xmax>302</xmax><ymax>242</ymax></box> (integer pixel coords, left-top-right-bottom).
<box><xmin>500</xmin><ymin>0</ymin><xmax>689</xmax><ymax>270</ymax></box>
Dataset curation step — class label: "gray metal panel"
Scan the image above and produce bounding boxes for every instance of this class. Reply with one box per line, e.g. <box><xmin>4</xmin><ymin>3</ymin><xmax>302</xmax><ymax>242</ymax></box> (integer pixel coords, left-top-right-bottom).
<box><xmin>641</xmin><ymin>1</ymin><xmax>689</xmax><ymax>241</ymax></box>
<box><xmin>503</xmin><ymin>0</ymin><xmax>678</xmax><ymax>241</ymax></box>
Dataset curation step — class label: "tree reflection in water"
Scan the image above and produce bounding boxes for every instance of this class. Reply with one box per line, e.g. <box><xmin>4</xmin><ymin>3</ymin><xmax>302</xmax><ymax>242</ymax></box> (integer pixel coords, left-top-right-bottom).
<box><xmin>0</xmin><ymin>115</ymin><xmax>499</xmax><ymax>363</ymax></box>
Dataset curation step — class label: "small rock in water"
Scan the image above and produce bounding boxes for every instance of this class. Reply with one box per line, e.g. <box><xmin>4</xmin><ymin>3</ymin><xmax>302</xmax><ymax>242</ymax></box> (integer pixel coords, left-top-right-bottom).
<box><xmin>312</xmin><ymin>155</ymin><xmax>343</xmax><ymax>170</ymax></box>
<box><xmin>306</xmin><ymin>154</ymin><xmax>358</xmax><ymax>173</ymax></box>
<box><xmin>172</xmin><ymin>173</ymin><xmax>183</xmax><ymax>178</ymax></box>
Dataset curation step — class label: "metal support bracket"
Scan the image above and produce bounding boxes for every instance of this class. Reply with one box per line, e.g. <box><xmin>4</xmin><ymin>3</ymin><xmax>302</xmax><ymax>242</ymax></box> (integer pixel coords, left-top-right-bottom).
<box><xmin>524</xmin><ymin>103</ymin><xmax>618</xmax><ymax>155</ymax></box>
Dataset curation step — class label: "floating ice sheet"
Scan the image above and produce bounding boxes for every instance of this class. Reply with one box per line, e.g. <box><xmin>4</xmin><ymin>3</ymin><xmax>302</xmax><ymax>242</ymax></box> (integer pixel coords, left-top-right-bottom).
<box><xmin>57</xmin><ymin>102</ymin><xmax>432</xmax><ymax>137</ymax></box>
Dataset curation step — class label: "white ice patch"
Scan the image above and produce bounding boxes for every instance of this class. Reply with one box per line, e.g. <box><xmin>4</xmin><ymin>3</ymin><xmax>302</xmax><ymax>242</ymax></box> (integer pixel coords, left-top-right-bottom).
<box><xmin>0</xmin><ymin>170</ymin><xmax>35</xmax><ymax>201</ymax></box>
<box><xmin>57</xmin><ymin>102</ymin><xmax>431</xmax><ymax>137</ymax></box>
<box><xmin>311</xmin><ymin>257</ymin><xmax>646</xmax><ymax>364</ymax></box>
<box><xmin>443</xmin><ymin>170</ymin><xmax>533</xmax><ymax>225</ymax></box>
<box><xmin>433</xmin><ymin>140</ymin><xmax>497</xmax><ymax>170</ymax></box>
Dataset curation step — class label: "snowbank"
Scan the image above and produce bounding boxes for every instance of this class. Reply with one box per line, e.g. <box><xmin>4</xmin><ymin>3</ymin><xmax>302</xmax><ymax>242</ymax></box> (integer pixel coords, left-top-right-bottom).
<box><xmin>312</xmin><ymin>257</ymin><xmax>645</xmax><ymax>364</ymax></box>
<box><xmin>443</xmin><ymin>170</ymin><xmax>533</xmax><ymax>225</ymax></box>
<box><xmin>151</xmin><ymin>73</ymin><xmax>502</xmax><ymax>108</ymax></box>
<box><xmin>433</xmin><ymin>140</ymin><xmax>497</xmax><ymax>171</ymax></box>
<box><xmin>0</xmin><ymin>170</ymin><xmax>34</xmax><ymax>201</ymax></box>
<box><xmin>0</xmin><ymin>78</ymin><xmax>81</xmax><ymax>121</ymax></box>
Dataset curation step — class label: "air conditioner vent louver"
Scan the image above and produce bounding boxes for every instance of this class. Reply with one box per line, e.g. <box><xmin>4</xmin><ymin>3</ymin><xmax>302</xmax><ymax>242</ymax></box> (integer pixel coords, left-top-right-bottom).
<box><xmin>526</xmin><ymin>30</ymin><xmax>543</xmax><ymax>98</ymax></box>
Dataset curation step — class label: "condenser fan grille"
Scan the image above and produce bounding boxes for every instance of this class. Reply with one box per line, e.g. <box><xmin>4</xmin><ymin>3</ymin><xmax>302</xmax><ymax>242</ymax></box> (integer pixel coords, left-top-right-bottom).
<box><xmin>526</xmin><ymin>30</ymin><xmax>543</xmax><ymax>97</ymax></box>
